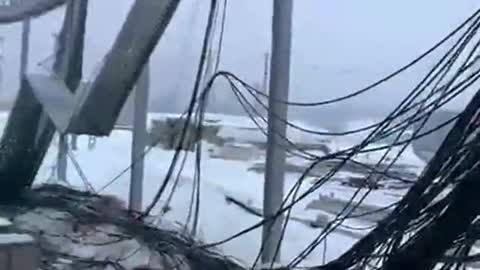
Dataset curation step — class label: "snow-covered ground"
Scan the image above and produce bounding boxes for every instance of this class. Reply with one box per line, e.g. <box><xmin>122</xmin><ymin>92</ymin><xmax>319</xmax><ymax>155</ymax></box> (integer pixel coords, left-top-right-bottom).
<box><xmin>0</xmin><ymin>112</ymin><xmax>427</xmax><ymax>267</ymax></box>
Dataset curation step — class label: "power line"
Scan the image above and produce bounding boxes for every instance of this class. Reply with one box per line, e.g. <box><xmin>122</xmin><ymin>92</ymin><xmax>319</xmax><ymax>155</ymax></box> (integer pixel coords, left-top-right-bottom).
<box><xmin>240</xmin><ymin>8</ymin><xmax>480</xmax><ymax>108</ymax></box>
<box><xmin>141</xmin><ymin>0</ymin><xmax>219</xmax><ymax>219</ymax></box>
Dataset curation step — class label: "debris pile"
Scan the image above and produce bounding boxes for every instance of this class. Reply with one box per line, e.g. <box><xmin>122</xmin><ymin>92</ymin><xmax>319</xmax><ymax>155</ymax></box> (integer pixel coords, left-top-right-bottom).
<box><xmin>0</xmin><ymin>185</ymin><xmax>243</xmax><ymax>270</ymax></box>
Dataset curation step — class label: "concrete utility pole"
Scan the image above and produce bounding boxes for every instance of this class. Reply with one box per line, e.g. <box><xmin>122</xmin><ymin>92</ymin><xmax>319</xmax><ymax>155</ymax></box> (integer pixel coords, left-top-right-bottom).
<box><xmin>129</xmin><ymin>62</ymin><xmax>150</xmax><ymax>213</ymax></box>
<box><xmin>261</xmin><ymin>0</ymin><xmax>293</xmax><ymax>267</ymax></box>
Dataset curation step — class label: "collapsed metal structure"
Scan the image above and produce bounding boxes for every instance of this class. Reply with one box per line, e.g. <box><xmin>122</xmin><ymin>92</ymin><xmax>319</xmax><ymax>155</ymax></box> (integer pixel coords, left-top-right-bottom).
<box><xmin>0</xmin><ymin>0</ymin><xmax>180</xmax><ymax>201</ymax></box>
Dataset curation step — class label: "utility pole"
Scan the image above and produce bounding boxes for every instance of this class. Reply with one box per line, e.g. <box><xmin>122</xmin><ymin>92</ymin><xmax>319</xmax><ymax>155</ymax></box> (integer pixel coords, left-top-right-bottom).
<box><xmin>262</xmin><ymin>52</ymin><xmax>270</xmax><ymax>96</ymax></box>
<box><xmin>52</xmin><ymin>32</ymin><xmax>68</xmax><ymax>183</ymax></box>
<box><xmin>258</xmin><ymin>52</ymin><xmax>270</xmax><ymax>118</ymax></box>
<box><xmin>20</xmin><ymin>19</ymin><xmax>30</xmax><ymax>76</ymax></box>
<box><xmin>262</xmin><ymin>0</ymin><xmax>293</xmax><ymax>267</ymax></box>
<box><xmin>129</xmin><ymin>62</ymin><xmax>150</xmax><ymax>213</ymax></box>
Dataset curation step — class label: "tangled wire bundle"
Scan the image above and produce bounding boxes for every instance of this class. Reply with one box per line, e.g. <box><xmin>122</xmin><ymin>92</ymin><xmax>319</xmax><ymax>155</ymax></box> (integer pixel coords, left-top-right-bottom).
<box><xmin>7</xmin><ymin>184</ymin><xmax>244</xmax><ymax>270</ymax></box>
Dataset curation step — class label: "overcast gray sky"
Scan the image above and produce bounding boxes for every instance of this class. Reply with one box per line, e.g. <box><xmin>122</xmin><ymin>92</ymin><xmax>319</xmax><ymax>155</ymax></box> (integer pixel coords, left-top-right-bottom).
<box><xmin>0</xmin><ymin>0</ymin><xmax>477</xmax><ymax>115</ymax></box>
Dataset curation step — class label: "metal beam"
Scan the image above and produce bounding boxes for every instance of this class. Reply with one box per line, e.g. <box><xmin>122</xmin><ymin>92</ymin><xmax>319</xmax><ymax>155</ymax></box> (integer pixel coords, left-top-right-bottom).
<box><xmin>26</xmin><ymin>0</ymin><xmax>180</xmax><ymax>137</ymax></box>
<box><xmin>25</xmin><ymin>1</ymin><xmax>180</xmax><ymax>137</ymax></box>
<box><xmin>71</xmin><ymin>0</ymin><xmax>180</xmax><ymax>136</ymax></box>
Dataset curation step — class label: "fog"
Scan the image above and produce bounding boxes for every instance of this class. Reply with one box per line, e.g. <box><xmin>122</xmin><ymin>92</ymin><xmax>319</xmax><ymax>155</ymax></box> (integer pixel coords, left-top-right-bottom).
<box><xmin>0</xmin><ymin>0</ymin><xmax>477</xmax><ymax>128</ymax></box>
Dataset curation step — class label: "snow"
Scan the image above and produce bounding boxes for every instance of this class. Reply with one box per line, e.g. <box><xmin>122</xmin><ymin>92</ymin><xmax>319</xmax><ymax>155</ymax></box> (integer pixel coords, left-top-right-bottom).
<box><xmin>14</xmin><ymin>208</ymin><xmax>168</xmax><ymax>269</ymax></box>
<box><xmin>0</xmin><ymin>217</ymin><xmax>12</xmax><ymax>227</ymax></box>
<box><xmin>0</xmin><ymin>112</ymin><xmax>427</xmax><ymax>267</ymax></box>
<box><xmin>0</xmin><ymin>233</ymin><xmax>34</xmax><ymax>244</ymax></box>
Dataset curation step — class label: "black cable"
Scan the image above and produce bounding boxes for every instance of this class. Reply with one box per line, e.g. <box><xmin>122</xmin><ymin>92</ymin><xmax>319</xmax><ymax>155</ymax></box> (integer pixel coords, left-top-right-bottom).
<box><xmin>228</xmin><ymin>61</ymin><xmax>474</xmax><ymax>140</ymax></box>
<box><xmin>316</xmin><ymin>73</ymin><xmax>480</xmax><ymax>270</ymax></box>
<box><xmin>95</xmin><ymin>10</ymin><xmax>480</xmax><ymax>268</ymax></box>
<box><xmin>157</xmin><ymin>0</ymin><xmax>229</xmax><ymax>218</ymax></box>
<box><xmin>141</xmin><ymin>0</ymin><xmax>218</xmax><ymax>218</ymax></box>
<box><xmin>289</xmin><ymin>39</ymin><xmax>480</xmax><ymax>266</ymax></box>
<box><xmin>236</xmin><ymin>8</ymin><xmax>480</xmax><ymax>107</ymax></box>
<box><xmin>202</xmin><ymin>15</ymin><xmax>480</xmax><ymax>262</ymax></box>
<box><xmin>220</xmin><ymin>15</ymin><xmax>480</xmax><ymax>140</ymax></box>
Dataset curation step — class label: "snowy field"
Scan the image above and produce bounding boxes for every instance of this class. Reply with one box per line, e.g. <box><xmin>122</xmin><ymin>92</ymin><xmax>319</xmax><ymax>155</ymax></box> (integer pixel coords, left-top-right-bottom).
<box><xmin>0</xmin><ymin>112</ymin><xmax>427</xmax><ymax>267</ymax></box>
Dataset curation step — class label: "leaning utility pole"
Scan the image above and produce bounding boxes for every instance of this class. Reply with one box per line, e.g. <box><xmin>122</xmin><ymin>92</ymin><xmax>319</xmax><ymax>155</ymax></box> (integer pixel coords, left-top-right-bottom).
<box><xmin>129</xmin><ymin>62</ymin><xmax>150</xmax><ymax>213</ymax></box>
<box><xmin>261</xmin><ymin>0</ymin><xmax>293</xmax><ymax>267</ymax></box>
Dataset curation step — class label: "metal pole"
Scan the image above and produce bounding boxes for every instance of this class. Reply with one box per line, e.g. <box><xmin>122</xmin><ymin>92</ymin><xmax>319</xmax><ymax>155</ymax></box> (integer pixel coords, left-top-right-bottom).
<box><xmin>71</xmin><ymin>134</ymin><xmax>78</xmax><ymax>150</ymax></box>
<box><xmin>259</xmin><ymin>51</ymin><xmax>270</xmax><ymax>118</ymax></box>
<box><xmin>54</xmin><ymin>29</ymin><xmax>68</xmax><ymax>182</ymax></box>
<box><xmin>262</xmin><ymin>52</ymin><xmax>270</xmax><ymax>96</ymax></box>
<box><xmin>56</xmin><ymin>0</ymin><xmax>85</xmax><ymax>182</ymax></box>
<box><xmin>129</xmin><ymin>62</ymin><xmax>150</xmax><ymax>212</ymax></box>
<box><xmin>261</xmin><ymin>0</ymin><xmax>293</xmax><ymax>266</ymax></box>
<box><xmin>57</xmin><ymin>135</ymin><xmax>67</xmax><ymax>181</ymax></box>
<box><xmin>52</xmin><ymin>31</ymin><xmax>68</xmax><ymax>183</ymax></box>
